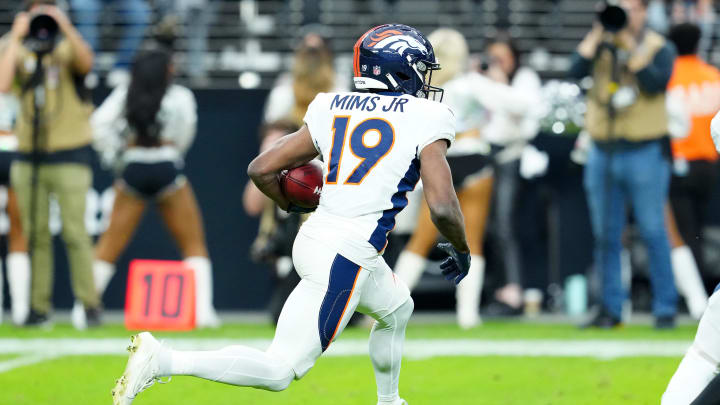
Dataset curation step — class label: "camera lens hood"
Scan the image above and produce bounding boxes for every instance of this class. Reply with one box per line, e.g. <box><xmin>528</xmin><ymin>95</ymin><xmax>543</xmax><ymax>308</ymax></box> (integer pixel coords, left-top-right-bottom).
<box><xmin>598</xmin><ymin>2</ymin><xmax>628</xmax><ymax>33</ymax></box>
<box><xmin>26</xmin><ymin>14</ymin><xmax>59</xmax><ymax>54</ymax></box>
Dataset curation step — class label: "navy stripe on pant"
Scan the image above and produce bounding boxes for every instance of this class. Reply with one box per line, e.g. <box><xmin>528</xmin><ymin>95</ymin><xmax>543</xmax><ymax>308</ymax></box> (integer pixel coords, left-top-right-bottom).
<box><xmin>318</xmin><ymin>254</ymin><xmax>361</xmax><ymax>352</ymax></box>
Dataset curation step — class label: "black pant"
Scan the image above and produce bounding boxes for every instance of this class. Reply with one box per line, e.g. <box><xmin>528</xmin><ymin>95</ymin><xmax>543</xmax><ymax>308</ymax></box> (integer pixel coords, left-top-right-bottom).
<box><xmin>670</xmin><ymin>159</ymin><xmax>719</xmax><ymax>274</ymax></box>
<box><xmin>519</xmin><ymin>134</ymin><xmax>594</xmax><ymax>292</ymax></box>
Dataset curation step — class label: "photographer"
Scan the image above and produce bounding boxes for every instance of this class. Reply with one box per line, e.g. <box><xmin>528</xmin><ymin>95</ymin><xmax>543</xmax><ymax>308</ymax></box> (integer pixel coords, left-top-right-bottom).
<box><xmin>569</xmin><ymin>0</ymin><xmax>677</xmax><ymax>328</ymax></box>
<box><xmin>0</xmin><ymin>0</ymin><xmax>100</xmax><ymax>327</ymax></box>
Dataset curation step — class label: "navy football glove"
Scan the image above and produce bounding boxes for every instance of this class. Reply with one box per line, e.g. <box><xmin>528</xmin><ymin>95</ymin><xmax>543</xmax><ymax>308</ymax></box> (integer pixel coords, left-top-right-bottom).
<box><xmin>438</xmin><ymin>243</ymin><xmax>471</xmax><ymax>285</ymax></box>
<box><xmin>286</xmin><ymin>203</ymin><xmax>315</xmax><ymax>214</ymax></box>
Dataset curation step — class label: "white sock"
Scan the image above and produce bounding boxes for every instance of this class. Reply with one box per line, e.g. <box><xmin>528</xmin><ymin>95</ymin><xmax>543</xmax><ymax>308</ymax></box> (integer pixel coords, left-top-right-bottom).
<box><xmin>158</xmin><ymin>345</ymin><xmax>295</xmax><ymax>392</ymax></box>
<box><xmin>393</xmin><ymin>251</ymin><xmax>427</xmax><ymax>290</ymax></box>
<box><xmin>663</xmin><ymin>292</ymin><xmax>720</xmax><ymax>403</ymax></box>
<box><xmin>6</xmin><ymin>252</ymin><xmax>30</xmax><ymax>325</ymax></box>
<box><xmin>369</xmin><ymin>299</ymin><xmax>413</xmax><ymax>403</ymax></box>
<box><xmin>671</xmin><ymin>245</ymin><xmax>708</xmax><ymax>319</ymax></box>
<box><xmin>184</xmin><ymin>256</ymin><xmax>220</xmax><ymax>327</ymax></box>
<box><xmin>93</xmin><ymin>260</ymin><xmax>115</xmax><ymax>296</ymax></box>
<box><xmin>456</xmin><ymin>255</ymin><xmax>484</xmax><ymax>329</ymax></box>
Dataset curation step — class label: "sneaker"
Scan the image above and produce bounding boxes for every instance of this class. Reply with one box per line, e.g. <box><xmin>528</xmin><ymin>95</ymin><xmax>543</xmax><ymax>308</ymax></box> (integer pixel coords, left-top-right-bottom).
<box><xmin>485</xmin><ymin>300</ymin><xmax>523</xmax><ymax>317</ymax></box>
<box><xmin>457</xmin><ymin>306</ymin><xmax>481</xmax><ymax>330</ymax></box>
<box><xmin>86</xmin><ymin>307</ymin><xmax>102</xmax><ymax>328</ymax></box>
<box><xmin>24</xmin><ymin>309</ymin><xmax>52</xmax><ymax>328</ymax></box>
<box><xmin>71</xmin><ymin>301</ymin><xmax>86</xmax><ymax>330</ymax></box>
<box><xmin>655</xmin><ymin>315</ymin><xmax>676</xmax><ymax>330</ymax></box>
<box><xmin>196</xmin><ymin>309</ymin><xmax>221</xmax><ymax>329</ymax></box>
<box><xmin>580</xmin><ymin>308</ymin><xmax>622</xmax><ymax>329</ymax></box>
<box><xmin>112</xmin><ymin>332</ymin><xmax>167</xmax><ymax>405</ymax></box>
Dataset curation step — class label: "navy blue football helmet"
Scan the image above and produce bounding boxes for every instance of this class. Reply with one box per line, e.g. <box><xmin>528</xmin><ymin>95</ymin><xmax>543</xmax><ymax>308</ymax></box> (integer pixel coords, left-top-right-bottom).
<box><xmin>352</xmin><ymin>24</ymin><xmax>443</xmax><ymax>101</ymax></box>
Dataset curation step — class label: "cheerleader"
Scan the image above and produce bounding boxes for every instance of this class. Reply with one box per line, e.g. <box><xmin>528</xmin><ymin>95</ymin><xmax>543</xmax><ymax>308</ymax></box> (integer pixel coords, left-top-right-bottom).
<box><xmin>393</xmin><ymin>28</ymin><xmax>495</xmax><ymax>329</ymax></box>
<box><xmin>90</xmin><ymin>47</ymin><xmax>219</xmax><ymax>327</ymax></box>
<box><xmin>0</xmin><ymin>93</ymin><xmax>31</xmax><ymax>325</ymax></box>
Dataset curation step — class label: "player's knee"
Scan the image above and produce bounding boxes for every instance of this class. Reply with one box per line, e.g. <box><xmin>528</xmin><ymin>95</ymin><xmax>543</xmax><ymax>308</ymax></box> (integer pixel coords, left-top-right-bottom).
<box><xmin>264</xmin><ymin>365</ymin><xmax>295</xmax><ymax>392</ymax></box>
<box><xmin>394</xmin><ymin>297</ymin><xmax>414</xmax><ymax>325</ymax></box>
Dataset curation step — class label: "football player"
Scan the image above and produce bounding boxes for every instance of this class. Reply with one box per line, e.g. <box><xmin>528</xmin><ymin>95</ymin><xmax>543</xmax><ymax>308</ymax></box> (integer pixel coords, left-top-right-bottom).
<box><xmin>661</xmin><ymin>111</ymin><xmax>720</xmax><ymax>405</ymax></box>
<box><xmin>112</xmin><ymin>24</ymin><xmax>471</xmax><ymax>405</ymax></box>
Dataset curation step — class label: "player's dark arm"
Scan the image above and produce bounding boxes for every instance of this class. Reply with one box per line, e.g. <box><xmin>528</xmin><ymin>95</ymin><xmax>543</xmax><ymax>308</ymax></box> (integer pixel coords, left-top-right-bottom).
<box><xmin>247</xmin><ymin>125</ymin><xmax>318</xmax><ymax>211</ymax></box>
<box><xmin>419</xmin><ymin>140</ymin><xmax>470</xmax><ymax>254</ymax></box>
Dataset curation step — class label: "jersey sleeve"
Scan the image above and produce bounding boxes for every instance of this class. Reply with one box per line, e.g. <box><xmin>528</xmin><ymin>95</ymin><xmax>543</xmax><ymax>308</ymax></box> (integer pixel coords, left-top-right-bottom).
<box><xmin>302</xmin><ymin>93</ymin><xmax>326</xmax><ymax>154</ymax></box>
<box><xmin>91</xmin><ymin>85</ymin><xmax>129</xmax><ymax>167</ymax></box>
<box><xmin>160</xmin><ymin>85</ymin><xmax>198</xmax><ymax>155</ymax></box>
<box><xmin>417</xmin><ymin>103</ymin><xmax>456</xmax><ymax>157</ymax></box>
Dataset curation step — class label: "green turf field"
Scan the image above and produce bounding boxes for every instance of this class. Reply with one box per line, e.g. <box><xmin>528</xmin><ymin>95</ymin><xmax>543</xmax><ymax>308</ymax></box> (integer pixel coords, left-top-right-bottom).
<box><xmin>0</xmin><ymin>321</ymin><xmax>696</xmax><ymax>404</ymax></box>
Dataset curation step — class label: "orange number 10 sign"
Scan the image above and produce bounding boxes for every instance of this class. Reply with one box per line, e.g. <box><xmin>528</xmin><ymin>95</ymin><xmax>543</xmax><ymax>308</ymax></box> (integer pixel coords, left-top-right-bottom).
<box><xmin>125</xmin><ymin>260</ymin><xmax>196</xmax><ymax>331</ymax></box>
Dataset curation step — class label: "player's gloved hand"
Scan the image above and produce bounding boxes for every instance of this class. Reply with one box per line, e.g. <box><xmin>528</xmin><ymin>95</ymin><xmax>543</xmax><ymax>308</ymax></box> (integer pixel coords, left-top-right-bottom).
<box><xmin>286</xmin><ymin>203</ymin><xmax>315</xmax><ymax>214</ymax></box>
<box><xmin>437</xmin><ymin>243</ymin><xmax>471</xmax><ymax>285</ymax></box>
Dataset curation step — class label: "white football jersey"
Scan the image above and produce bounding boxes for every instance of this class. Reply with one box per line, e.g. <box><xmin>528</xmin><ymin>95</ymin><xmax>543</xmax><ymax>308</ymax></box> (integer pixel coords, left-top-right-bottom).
<box><xmin>300</xmin><ymin>91</ymin><xmax>455</xmax><ymax>269</ymax></box>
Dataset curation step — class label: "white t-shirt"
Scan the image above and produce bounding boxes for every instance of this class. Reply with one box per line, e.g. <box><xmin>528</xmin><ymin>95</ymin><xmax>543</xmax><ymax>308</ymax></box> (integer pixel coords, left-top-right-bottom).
<box><xmin>448</xmin><ymin>68</ymin><xmax>542</xmax><ymax>147</ymax></box>
<box><xmin>299</xmin><ymin>91</ymin><xmax>455</xmax><ymax>269</ymax></box>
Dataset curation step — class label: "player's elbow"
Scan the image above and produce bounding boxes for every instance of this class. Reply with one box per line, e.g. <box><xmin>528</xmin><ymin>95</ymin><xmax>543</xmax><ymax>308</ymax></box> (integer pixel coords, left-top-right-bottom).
<box><xmin>247</xmin><ymin>157</ymin><xmax>269</xmax><ymax>182</ymax></box>
<box><xmin>428</xmin><ymin>202</ymin><xmax>457</xmax><ymax>227</ymax></box>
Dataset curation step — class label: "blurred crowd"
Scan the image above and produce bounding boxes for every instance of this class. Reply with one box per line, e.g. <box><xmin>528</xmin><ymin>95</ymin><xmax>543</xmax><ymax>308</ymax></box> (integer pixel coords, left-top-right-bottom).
<box><xmin>247</xmin><ymin>0</ymin><xmax>720</xmax><ymax>330</ymax></box>
<box><xmin>3</xmin><ymin>0</ymin><xmax>720</xmax><ymax>331</ymax></box>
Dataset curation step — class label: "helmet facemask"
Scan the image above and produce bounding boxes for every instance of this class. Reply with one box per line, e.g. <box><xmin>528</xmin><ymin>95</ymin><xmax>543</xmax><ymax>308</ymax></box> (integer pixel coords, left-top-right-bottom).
<box><xmin>416</xmin><ymin>59</ymin><xmax>444</xmax><ymax>102</ymax></box>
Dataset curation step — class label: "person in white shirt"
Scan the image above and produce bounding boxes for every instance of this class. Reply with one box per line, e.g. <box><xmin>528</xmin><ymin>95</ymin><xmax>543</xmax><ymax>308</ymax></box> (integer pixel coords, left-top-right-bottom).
<box><xmin>393</xmin><ymin>28</ymin><xmax>494</xmax><ymax>329</ymax></box>
<box><xmin>0</xmin><ymin>93</ymin><xmax>31</xmax><ymax>326</ymax></box>
<box><xmin>481</xmin><ymin>36</ymin><xmax>542</xmax><ymax>314</ymax></box>
<box><xmin>90</xmin><ymin>46</ymin><xmax>219</xmax><ymax>328</ymax></box>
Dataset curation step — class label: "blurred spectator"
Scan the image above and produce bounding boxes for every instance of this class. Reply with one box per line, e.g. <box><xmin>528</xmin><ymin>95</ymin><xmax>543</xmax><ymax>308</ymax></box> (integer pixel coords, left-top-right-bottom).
<box><xmin>70</xmin><ymin>0</ymin><xmax>150</xmax><ymax>84</ymax></box>
<box><xmin>263</xmin><ymin>32</ymin><xmax>348</xmax><ymax>126</ymax></box>
<box><xmin>394</xmin><ymin>28</ymin><xmax>494</xmax><ymax>329</ymax></box>
<box><xmin>481</xmin><ymin>35</ymin><xmax>542</xmax><ymax>315</ymax></box>
<box><xmin>647</xmin><ymin>0</ymin><xmax>715</xmax><ymax>58</ymax></box>
<box><xmin>243</xmin><ymin>121</ymin><xmax>304</xmax><ymax>324</ymax></box>
<box><xmin>664</xmin><ymin>22</ymin><xmax>720</xmax><ymax>318</ymax></box>
<box><xmin>154</xmin><ymin>0</ymin><xmax>215</xmax><ymax>85</ymax></box>
<box><xmin>517</xmin><ymin>81</ymin><xmax>594</xmax><ymax>317</ymax></box>
<box><xmin>0</xmin><ymin>0</ymin><xmax>100</xmax><ymax>327</ymax></box>
<box><xmin>0</xmin><ymin>93</ymin><xmax>31</xmax><ymax>326</ymax></box>
<box><xmin>91</xmin><ymin>45</ymin><xmax>220</xmax><ymax>328</ymax></box>
<box><xmin>255</xmin><ymin>32</ymin><xmax>345</xmax><ymax>323</ymax></box>
<box><xmin>570</xmin><ymin>0</ymin><xmax>677</xmax><ymax>328</ymax></box>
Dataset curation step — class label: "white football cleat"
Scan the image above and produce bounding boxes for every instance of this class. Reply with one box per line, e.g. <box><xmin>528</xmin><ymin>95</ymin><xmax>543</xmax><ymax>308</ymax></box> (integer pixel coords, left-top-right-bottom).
<box><xmin>112</xmin><ymin>332</ymin><xmax>167</xmax><ymax>405</ymax></box>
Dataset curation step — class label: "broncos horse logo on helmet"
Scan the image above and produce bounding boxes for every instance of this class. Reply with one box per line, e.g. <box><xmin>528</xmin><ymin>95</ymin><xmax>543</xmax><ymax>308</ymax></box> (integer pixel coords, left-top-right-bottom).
<box><xmin>353</xmin><ymin>24</ymin><xmax>444</xmax><ymax>101</ymax></box>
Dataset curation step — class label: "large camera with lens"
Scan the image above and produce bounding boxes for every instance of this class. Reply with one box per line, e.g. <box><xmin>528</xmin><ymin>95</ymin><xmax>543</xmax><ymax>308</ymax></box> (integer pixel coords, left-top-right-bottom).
<box><xmin>597</xmin><ymin>0</ymin><xmax>628</xmax><ymax>32</ymax></box>
<box><xmin>25</xmin><ymin>13</ymin><xmax>59</xmax><ymax>54</ymax></box>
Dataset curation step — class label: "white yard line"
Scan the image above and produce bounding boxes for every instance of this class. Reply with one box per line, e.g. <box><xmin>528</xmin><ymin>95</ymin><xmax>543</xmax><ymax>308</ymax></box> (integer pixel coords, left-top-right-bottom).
<box><xmin>0</xmin><ymin>338</ymin><xmax>692</xmax><ymax>370</ymax></box>
<box><xmin>0</xmin><ymin>353</ymin><xmax>61</xmax><ymax>373</ymax></box>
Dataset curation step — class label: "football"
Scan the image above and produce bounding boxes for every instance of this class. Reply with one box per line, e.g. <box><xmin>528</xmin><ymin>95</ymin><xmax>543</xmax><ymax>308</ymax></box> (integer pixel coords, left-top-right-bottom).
<box><xmin>280</xmin><ymin>160</ymin><xmax>323</xmax><ymax>209</ymax></box>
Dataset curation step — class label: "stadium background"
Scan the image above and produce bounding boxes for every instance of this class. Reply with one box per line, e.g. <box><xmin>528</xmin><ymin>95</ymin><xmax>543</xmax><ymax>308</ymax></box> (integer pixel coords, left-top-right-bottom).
<box><xmin>2</xmin><ymin>0</ymin><xmax>720</xmax><ymax>312</ymax></box>
<box><xmin>0</xmin><ymin>1</ymin><xmax>716</xmax><ymax>404</ymax></box>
